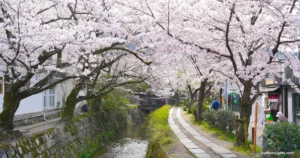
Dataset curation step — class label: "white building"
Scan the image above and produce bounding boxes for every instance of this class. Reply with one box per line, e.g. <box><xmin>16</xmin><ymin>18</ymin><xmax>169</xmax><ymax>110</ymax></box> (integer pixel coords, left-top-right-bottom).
<box><xmin>0</xmin><ymin>76</ymin><xmax>74</xmax><ymax>127</ymax></box>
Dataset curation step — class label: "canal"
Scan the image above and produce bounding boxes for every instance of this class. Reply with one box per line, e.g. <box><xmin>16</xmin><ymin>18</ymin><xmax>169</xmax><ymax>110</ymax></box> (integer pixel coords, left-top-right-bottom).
<box><xmin>94</xmin><ymin>122</ymin><xmax>149</xmax><ymax>158</ymax></box>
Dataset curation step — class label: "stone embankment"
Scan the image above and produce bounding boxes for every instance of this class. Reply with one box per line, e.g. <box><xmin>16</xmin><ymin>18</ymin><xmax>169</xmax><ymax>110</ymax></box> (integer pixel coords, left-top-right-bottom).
<box><xmin>0</xmin><ymin>108</ymin><xmax>144</xmax><ymax>158</ymax></box>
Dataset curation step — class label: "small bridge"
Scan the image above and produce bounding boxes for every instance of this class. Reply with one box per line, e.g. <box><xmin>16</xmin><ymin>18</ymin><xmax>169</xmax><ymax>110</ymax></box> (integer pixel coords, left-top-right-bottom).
<box><xmin>138</xmin><ymin>98</ymin><xmax>165</xmax><ymax>113</ymax></box>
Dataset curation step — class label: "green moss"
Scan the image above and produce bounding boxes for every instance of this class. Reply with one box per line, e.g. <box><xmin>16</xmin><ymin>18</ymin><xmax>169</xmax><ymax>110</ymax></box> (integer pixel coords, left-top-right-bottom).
<box><xmin>128</xmin><ymin>104</ymin><xmax>138</xmax><ymax>109</ymax></box>
<box><xmin>0</xmin><ymin>142</ymin><xmax>10</xmax><ymax>150</ymax></box>
<box><xmin>63</xmin><ymin>122</ymin><xmax>79</xmax><ymax>136</ymax></box>
<box><xmin>61</xmin><ymin>85</ymin><xmax>79</xmax><ymax>119</ymax></box>
<box><xmin>16</xmin><ymin>140</ymin><xmax>30</xmax><ymax>155</ymax></box>
<box><xmin>2</xmin><ymin>94</ymin><xmax>136</xmax><ymax>158</ymax></box>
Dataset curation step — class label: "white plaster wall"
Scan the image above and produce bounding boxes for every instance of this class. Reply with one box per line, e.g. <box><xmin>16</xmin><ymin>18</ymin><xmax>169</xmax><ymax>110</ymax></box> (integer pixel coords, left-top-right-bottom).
<box><xmin>288</xmin><ymin>90</ymin><xmax>294</xmax><ymax>122</ymax></box>
<box><xmin>75</xmin><ymin>88</ymin><xmax>87</xmax><ymax>114</ymax></box>
<box><xmin>15</xmin><ymin>93</ymin><xmax>44</xmax><ymax>115</ymax></box>
<box><xmin>56</xmin><ymin>80</ymin><xmax>74</xmax><ymax>108</ymax></box>
<box><xmin>250</xmin><ymin>96</ymin><xmax>265</xmax><ymax>124</ymax></box>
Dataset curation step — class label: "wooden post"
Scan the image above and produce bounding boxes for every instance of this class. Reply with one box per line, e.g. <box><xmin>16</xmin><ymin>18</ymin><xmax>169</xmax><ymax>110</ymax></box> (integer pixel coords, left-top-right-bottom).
<box><xmin>244</xmin><ymin>117</ymin><xmax>247</xmax><ymax>146</ymax></box>
<box><xmin>235</xmin><ymin>115</ymin><xmax>238</xmax><ymax>142</ymax></box>
<box><xmin>254</xmin><ymin>102</ymin><xmax>258</xmax><ymax>154</ymax></box>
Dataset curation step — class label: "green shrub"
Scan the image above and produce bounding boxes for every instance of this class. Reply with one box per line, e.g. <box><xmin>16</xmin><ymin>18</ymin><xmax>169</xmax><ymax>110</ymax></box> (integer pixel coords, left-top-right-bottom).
<box><xmin>191</xmin><ymin>102</ymin><xmax>210</xmax><ymax>118</ymax></box>
<box><xmin>147</xmin><ymin>105</ymin><xmax>173</xmax><ymax>145</ymax></box>
<box><xmin>214</xmin><ymin>110</ymin><xmax>235</xmax><ymax>133</ymax></box>
<box><xmin>263</xmin><ymin>122</ymin><xmax>300</xmax><ymax>157</ymax></box>
<box><xmin>203</xmin><ymin>110</ymin><xmax>235</xmax><ymax>133</ymax></box>
<box><xmin>128</xmin><ymin>104</ymin><xmax>138</xmax><ymax>109</ymax></box>
<box><xmin>191</xmin><ymin>104</ymin><xmax>197</xmax><ymax>118</ymax></box>
<box><xmin>204</xmin><ymin>98</ymin><xmax>214</xmax><ymax>106</ymax></box>
<box><xmin>181</xmin><ymin>99</ymin><xmax>189</xmax><ymax>107</ymax></box>
<box><xmin>203</xmin><ymin>110</ymin><xmax>217</xmax><ymax>127</ymax></box>
<box><xmin>203</xmin><ymin>104</ymin><xmax>210</xmax><ymax>112</ymax></box>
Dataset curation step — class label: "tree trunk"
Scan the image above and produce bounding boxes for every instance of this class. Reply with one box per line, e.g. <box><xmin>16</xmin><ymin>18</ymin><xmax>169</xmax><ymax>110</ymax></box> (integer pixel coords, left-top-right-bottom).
<box><xmin>0</xmin><ymin>91</ymin><xmax>21</xmax><ymax>133</ymax></box>
<box><xmin>61</xmin><ymin>84</ymin><xmax>81</xmax><ymax>120</ymax></box>
<box><xmin>188</xmin><ymin>96</ymin><xmax>194</xmax><ymax>113</ymax></box>
<box><xmin>196</xmin><ymin>81</ymin><xmax>206</xmax><ymax>121</ymax></box>
<box><xmin>187</xmin><ymin>85</ymin><xmax>193</xmax><ymax>112</ymax></box>
<box><xmin>236</xmin><ymin>81</ymin><xmax>252</xmax><ymax>147</ymax></box>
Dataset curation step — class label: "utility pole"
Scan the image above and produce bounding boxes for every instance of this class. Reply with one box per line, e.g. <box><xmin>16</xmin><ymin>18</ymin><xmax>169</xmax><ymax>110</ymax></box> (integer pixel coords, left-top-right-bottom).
<box><xmin>224</xmin><ymin>81</ymin><xmax>228</xmax><ymax>110</ymax></box>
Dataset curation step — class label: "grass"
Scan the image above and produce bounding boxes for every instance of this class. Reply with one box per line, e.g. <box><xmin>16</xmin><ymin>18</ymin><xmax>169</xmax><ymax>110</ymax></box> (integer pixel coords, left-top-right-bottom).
<box><xmin>127</xmin><ymin>104</ymin><xmax>138</xmax><ymax>109</ymax></box>
<box><xmin>78</xmin><ymin>136</ymin><xmax>101</xmax><ymax>158</ymax></box>
<box><xmin>148</xmin><ymin>105</ymin><xmax>173</xmax><ymax>146</ymax></box>
<box><xmin>186</xmin><ymin>111</ymin><xmax>262</xmax><ymax>157</ymax></box>
<box><xmin>186</xmin><ymin>112</ymin><xmax>235</xmax><ymax>142</ymax></box>
<box><xmin>195</xmin><ymin>119</ymin><xmax>236</xmax><ymax>142</ymax></box>
<box><xmin>229</xmin><ymin>145</ymin><xmax>262</xmax><ymax>158</ymax></box>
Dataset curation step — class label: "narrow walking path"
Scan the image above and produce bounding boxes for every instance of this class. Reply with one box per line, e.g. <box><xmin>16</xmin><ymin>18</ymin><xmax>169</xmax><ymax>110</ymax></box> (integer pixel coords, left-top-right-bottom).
<box><xmin>173</xmin><ymin>108</ymin><xmax>221</xmax><ymax>157</ymax></box>
<box><xmin>169</xmin><ymin>107</ymin><xmax>238</xmax><ymax>158</ymax></box>
<box><xmin>180</xmin><ymin>109</ymin><xmax>252</xmax><ymax>158</ymax></box>
<box><xmin>15</xmin><ymin>118</ymin><xmax>61</xmax><ymax>137</ymax></box>
<box><xmin>176</xmin><ymin>107</ymin><xmax>237</xmax><ymax>158</ymax></box>
<box><xmin>169</xmin><ymin>107</ymin><xmax>211</xmax><ymax>158</ymax></box>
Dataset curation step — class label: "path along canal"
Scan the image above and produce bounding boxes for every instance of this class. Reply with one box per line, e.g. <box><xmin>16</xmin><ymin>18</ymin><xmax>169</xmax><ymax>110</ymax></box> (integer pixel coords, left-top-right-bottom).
<box><xmin>94</xmin><ymin>122</ymin><xmax>149</xmax><ymax>158</ymax></box>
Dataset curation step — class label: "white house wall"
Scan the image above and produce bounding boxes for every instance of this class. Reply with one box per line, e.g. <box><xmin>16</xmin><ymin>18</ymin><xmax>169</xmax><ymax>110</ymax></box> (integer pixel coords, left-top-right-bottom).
<box><xmin>288</xmin><ymin>89</ymin><xmax>294</xmax><ymax>122</ymax></box>
<box><xmin>0</xmin><ymin>85</ymin><xmax>44</xmax><ymax>115</ymax></box>
<box><xmin>0</xmin><ymin>80</ymin><xmax>70</xmax><ymax>116</ymax></box>
<box><xmin>56</xmin><ymin>80</ymin><xmax>75</xmax><ymax>108</ymax></box>
<box><xmin>250</xmin><ymin>96</ymin><xmax>265</xmax><ymax>124</ymax></box>
<box><xmin>75</xmin><ymin>89</ymin><xmax>88</xmax><ymax>114</ymax></box>
<box><xmin>15</xmin><ymin>93</ymin><xmax>44</xmax><ymax>115</ymax></box>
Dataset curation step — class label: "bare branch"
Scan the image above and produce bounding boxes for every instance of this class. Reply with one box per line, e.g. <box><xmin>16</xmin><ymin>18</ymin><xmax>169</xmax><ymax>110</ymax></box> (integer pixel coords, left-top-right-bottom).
<box><xmin>37</xmin><ymin>4</ymin><xmax>57</xmax><ymax>15</ymax></box>
<box><xmin>280</xmin><ymin>39</ymin><xmax>300</xmax><ymax>44</ymax></box>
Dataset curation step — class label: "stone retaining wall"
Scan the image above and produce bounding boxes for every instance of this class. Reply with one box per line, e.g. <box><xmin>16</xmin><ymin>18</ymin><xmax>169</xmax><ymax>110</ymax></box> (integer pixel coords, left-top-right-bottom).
<box><xmin>13</xmin><ymin>108</ymin><xmax>63</xmax><ymax>127</ymax></box>
<box><xmin>0</xmin><ymin>108</ymin><xmax>144</xmax><ymax>158</ymax></box>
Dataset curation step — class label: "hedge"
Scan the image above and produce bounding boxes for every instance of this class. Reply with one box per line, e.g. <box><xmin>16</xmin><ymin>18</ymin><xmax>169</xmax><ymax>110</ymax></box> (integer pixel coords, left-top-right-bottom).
<box><xmin>202</xmin><ymin>110</ymin><xmax>236</xmax><ymax>134</ymax></box>
<box><xmin>263</xmin><ymin>122</ymin><xmax>300</xmax><ymax>158</ymax></box>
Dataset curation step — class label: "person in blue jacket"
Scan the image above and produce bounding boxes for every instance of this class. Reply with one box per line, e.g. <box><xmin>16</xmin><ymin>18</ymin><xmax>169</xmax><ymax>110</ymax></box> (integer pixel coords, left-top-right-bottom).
<box><xmin>211</xmin><ymin>98</ymin><xmax>221</xmax><ymax>110</ymax></box>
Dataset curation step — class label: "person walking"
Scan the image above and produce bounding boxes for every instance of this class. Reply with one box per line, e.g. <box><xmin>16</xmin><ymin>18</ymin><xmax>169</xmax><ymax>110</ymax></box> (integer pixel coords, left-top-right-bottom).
<box><xmin>211</xmin><ymin>98</ymin><xmax>221</xmax><ymax>110</ymax></box>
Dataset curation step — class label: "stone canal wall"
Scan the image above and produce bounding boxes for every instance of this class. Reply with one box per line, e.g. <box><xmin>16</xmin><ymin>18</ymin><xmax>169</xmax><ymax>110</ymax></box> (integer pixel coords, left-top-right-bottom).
<box><xmin>0</xmin><ymin>108</ymin><xmax>144</xmax><ymax>158</ymax></box>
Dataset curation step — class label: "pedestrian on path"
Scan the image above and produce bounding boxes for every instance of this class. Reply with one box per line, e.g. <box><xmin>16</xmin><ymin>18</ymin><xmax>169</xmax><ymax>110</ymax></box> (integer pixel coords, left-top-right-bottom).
<box><xmin>211</xmin><ymin>98</ymin><xmax>221</xmax><ymax>110</ymax></box>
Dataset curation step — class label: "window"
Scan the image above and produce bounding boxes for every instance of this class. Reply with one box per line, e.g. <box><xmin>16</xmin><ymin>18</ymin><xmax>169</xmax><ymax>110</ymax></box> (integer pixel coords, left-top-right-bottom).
<box><xmin>44</xmin><ymin>87</ymin><xmax>56</xmax><ymax>109</ymax></box>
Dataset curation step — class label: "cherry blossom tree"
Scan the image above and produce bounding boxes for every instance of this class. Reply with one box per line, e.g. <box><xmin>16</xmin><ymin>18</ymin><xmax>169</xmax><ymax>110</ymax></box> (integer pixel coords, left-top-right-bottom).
<box><xmin>146</xmin><ymin>46</ymin><xmax>221</xmax><ymax>120</ymax></box>
<box><xmin>120</xmin><ymin>0</ymin><xmax>300</xmax><ymax>147</ymax></box>
<box><xmin>61</xmin><ymin>52</ymin><xmax>150</xmax><ymax>120</ymax></box>
<box><xmin>0</xmin><ymin>0</ymin><xmax>150</xmax><ymax>133</ymax></box>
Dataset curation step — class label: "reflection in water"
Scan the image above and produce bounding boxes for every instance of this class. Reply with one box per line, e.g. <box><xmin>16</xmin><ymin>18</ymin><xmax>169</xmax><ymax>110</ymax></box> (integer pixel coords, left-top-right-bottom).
<box><xmin>94</xmin><ymin>123</ymin><xmax>148</xmax><ymax>158</ymax></box>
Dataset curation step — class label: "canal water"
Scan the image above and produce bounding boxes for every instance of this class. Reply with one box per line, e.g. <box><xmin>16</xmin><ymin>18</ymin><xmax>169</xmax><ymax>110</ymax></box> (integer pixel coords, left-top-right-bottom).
<box><xmin>94</xmin><ymin>123</ymin><xmax>149</xmax><ymax>158</ymax></box>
